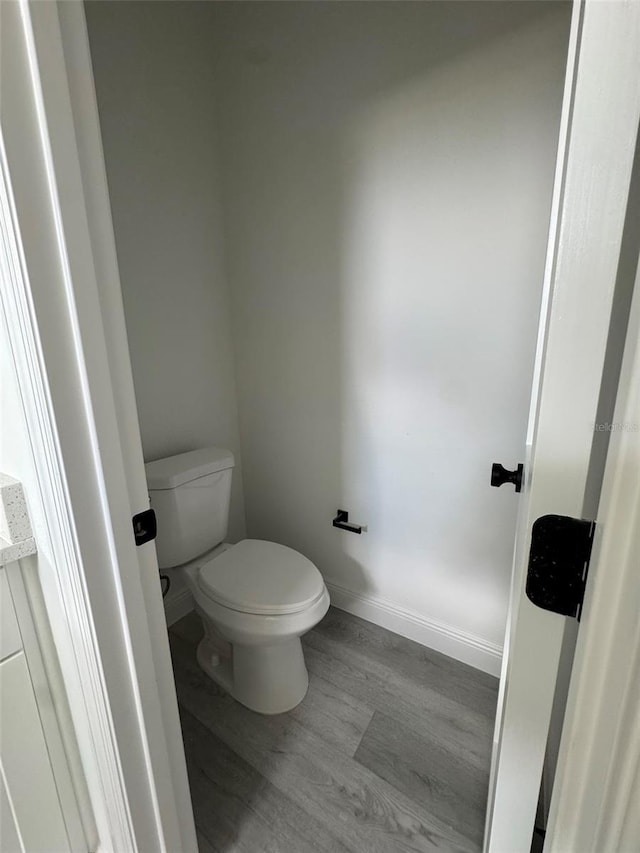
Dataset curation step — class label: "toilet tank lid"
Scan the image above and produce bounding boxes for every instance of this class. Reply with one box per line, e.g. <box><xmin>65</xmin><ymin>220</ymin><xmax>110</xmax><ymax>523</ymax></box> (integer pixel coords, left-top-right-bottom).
<box><xmin>145</xmin><ymin>447</ymin><xmax>235</xmax><ymax>490</ymax></box>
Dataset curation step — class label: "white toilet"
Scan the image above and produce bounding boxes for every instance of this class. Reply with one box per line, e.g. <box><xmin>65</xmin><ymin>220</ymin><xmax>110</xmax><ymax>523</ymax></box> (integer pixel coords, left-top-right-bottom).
<box><xmin>145</xmin><ymin>447</ymin><xmax>330</xmax><ymax>714</ymax></box>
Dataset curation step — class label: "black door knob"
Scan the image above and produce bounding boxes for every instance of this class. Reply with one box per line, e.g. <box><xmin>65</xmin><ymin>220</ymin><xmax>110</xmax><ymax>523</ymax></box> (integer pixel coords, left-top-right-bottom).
<box><xmin>491</xmin><ymin>462</ymin><xmax>524</xmax><ymax>492</ymax></box>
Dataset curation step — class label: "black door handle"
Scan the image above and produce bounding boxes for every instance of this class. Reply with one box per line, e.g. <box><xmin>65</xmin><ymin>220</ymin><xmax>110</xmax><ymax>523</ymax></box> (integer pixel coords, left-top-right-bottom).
<box><xmin>491</xmin><ymin>462</ymin><xmax>524</xmax><ymax>492</ymax></box>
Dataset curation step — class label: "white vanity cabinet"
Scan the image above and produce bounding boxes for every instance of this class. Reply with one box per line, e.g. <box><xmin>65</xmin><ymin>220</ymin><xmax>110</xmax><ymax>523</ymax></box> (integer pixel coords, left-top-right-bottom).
<box><xmin>1</xmin><ymin>571</ymin><xmax>72</xmax><ymax>853</ymax></box>
<box><xmin>0</xmin><ymin>476</ymin><xmax>81</xmax><ymax>853</ymax></box>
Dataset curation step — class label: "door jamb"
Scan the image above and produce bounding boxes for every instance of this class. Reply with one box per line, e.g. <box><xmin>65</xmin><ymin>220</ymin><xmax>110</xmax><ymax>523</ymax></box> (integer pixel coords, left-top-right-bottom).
<box><xmin>545</xmin><ymin>256</ymin><xmax>640</xmax><ymax>851</ymax></box>
<box><xmin>1</xmin><ymin>1</ymin><xmax>196</xmax><ymax>850</ymax></box>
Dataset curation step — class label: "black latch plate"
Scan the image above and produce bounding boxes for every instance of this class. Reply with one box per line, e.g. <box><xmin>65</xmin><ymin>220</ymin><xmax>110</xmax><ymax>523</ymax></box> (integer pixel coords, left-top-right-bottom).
<box><xmin>526</xmin><ymin>514</ymin><xmax>595</xmax><ymax>619</ymax></box>
<box><xmin>132</xmin><ymin>508</ymin><xmax>157</xmax><ymax>546</ymax></box>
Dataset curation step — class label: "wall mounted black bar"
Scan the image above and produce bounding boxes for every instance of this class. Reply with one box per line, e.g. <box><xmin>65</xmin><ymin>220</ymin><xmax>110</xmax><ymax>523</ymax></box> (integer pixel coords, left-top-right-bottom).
<box><xmin>332</xmin><ymin>509</ymin><xmax>363</xmax><ymax>534</ymax></box>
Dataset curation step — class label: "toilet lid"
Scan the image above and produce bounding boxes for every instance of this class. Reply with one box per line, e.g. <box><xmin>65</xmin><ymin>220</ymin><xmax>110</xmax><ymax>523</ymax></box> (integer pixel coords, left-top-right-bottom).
<box><xmin>198</xmin><ymin>539</ymin><xmax>325</xmax><ymax>615</ymax></box>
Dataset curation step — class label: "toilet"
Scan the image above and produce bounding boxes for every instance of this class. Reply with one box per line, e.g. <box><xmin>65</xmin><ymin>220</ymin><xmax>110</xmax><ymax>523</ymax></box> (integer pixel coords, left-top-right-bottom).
<box><xmin>145</xmin><ymin>447</ymin><xmax>330</xmax><ymax>714</ymax></box>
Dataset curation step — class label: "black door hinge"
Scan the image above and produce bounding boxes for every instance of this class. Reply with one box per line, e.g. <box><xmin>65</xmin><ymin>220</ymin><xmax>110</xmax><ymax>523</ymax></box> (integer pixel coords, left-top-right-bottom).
<box><xmin>526</xmin><ymin>514</ymin><xmax>595</xmax><ymax>620</ymax></box>
<box><xmin>132</xmin><ymin>508</ymin><xmax>157</xmax><ymax>546</ymax></box>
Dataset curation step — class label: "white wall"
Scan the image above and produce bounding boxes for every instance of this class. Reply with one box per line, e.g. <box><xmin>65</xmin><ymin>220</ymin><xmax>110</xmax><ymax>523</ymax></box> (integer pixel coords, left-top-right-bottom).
<box><xmin>85</xmin><ymin>1</ymin><xmax>571</xmax><ymax>670</ymax></box>
<box><xmin>212</xmin><ymin>1</ymin><xmax>571</xmax><ymax>667</ymax></box>
<box><xmin>85</xmin><ymin>1</ymin><xmax>246</xmax><ymax>545</ymax></box>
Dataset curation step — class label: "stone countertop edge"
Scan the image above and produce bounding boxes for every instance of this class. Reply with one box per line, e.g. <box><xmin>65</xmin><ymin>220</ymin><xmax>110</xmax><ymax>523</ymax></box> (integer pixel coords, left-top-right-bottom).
<box><xmin>0</xmin><ymin>473</ymin><xmax>37</xmax><ymax>568</ymax></box>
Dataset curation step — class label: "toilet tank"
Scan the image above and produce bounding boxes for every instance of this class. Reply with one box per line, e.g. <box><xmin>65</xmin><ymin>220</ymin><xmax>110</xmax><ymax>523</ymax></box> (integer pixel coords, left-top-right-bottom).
<box><xmin>145</xmin><ymin>447</ymin><xmax>235</xmax><ymax>568</ymax></box>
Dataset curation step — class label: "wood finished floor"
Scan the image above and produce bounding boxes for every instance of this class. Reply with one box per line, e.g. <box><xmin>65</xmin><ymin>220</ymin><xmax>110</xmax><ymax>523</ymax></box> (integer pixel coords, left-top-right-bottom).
<box><xmin>169</xmin><ymin>608</ymin><xmax>498</xmax><ymax>853</ymax></box>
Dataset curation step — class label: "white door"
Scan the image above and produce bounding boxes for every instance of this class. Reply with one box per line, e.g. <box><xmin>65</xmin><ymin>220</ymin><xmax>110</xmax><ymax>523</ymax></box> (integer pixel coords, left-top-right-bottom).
<box><xmin>2</xmin><ymin>0</ymin><xmax>639</xmax><ymax>851</ymax></box>
<box><xmin>485</xmin><ymin>2</ymin><xmax>640</xmax><ymax>851</ymax></box>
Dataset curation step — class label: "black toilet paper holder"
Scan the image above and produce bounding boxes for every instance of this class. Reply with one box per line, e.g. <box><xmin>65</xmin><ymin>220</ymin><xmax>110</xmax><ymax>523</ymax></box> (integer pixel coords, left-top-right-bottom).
<box><xmin>332</xmin><ymin>509</ymin><xmax>363</xmax><ymax>535</ymax></box>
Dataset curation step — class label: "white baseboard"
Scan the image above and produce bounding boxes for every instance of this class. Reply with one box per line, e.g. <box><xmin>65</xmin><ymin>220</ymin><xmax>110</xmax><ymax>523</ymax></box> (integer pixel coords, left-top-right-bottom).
<box><xmin>162</xmin><ymin>578</ymin><xmax>501</xmax><ymax>675</ymax></box>
<box><xmin>325</xmin><ymin>581</ymin><xmax>502</xmax><ymax>677</ymax></box>
<box><xmin>164</xmin><ymin>588</ymin><xmax>194</xmax><ymax>628</ymax></box>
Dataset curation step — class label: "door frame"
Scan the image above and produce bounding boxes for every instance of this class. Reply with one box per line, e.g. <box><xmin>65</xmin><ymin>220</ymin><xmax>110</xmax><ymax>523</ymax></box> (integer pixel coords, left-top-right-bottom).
<box><xmin>1</xmin><ymin>1</ymin><xmax>196</xmax><ymax>850</ymax></box>
<box><xmin>1</xmin><ymin>0</ymin><xmax>638</xmax><ymax>851</ymax></box>
<box><xmin>545</xmin><ymin>257</ymin><xmax>640</xmax><ymax>850</ymax></box>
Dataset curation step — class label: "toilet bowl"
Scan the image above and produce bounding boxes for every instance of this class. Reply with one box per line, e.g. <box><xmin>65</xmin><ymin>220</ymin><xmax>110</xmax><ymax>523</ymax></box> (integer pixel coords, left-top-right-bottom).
<box><xmin>145</xmin><ymin>448</ymin><xmax>330</xmax><ymax>714</ymax></box>
<box><xmin>181</xmin><ymin>539</ymin><xmax>329</xmax><ymax>713</ymax></box>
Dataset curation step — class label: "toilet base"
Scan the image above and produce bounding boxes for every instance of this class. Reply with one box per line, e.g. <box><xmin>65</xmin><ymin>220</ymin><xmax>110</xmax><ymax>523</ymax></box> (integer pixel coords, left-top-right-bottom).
<box><xmin>196</xmin><ymin>631</ymin><xmax>309</xmax><ymax>715</ymax></box>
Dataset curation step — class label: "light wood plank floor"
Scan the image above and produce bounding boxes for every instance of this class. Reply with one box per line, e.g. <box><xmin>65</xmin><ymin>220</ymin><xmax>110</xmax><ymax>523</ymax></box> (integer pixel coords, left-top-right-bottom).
<box><xmin>170</xmin><ymin>608</ymin><xmax>498</xmax><ymax>853</ymax></box>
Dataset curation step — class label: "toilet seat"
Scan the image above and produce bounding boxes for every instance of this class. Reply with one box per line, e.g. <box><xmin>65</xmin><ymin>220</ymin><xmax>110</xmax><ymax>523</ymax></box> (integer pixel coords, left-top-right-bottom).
<box><xmin>198</xmin><ymin>539</ymin><xmax>325</xmax><ymax>616</ymax></box>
